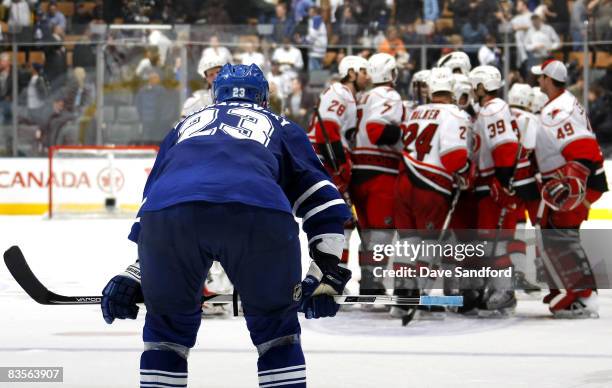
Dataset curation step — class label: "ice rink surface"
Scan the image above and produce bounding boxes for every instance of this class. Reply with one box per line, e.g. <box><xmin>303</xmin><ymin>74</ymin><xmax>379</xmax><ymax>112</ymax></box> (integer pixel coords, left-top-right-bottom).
<box><xmin>1</xmin><ymin>216</ymin><xmax>612</xmax><ymax>388</ymax></box>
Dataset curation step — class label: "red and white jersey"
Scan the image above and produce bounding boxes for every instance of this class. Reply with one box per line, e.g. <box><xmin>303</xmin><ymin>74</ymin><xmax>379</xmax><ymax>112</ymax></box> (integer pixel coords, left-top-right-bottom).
<box><xmin>308</xmin><ymin>82</ymin><xmax>357</xmax><ymax>160</ymax></box>
<box><xmin>353</xmin><ymin>86</ymin><xmax>404</xmax><ymax>175</ymax></box>
<box><xmin>510</xmin><ymin>107</ymin><xmax>539</xmax><ymax>198</ymax></box>
<box><xmin>473</xmin><ymin>98</ymin><xmax>519</xmax><ymax>193</ymax></box>
<box><xmin>401</xmin><ymin>103</ymin><xmax>470</xmax><ymax>195</ymax></box>
<box><xmin>535</xmin><ymin>90</ymin><xmax>602</xmax><ymax>175</ymax></box>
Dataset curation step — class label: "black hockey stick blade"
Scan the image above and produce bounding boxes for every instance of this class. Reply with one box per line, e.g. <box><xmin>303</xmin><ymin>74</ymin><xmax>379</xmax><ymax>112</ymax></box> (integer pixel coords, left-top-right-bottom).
<box><xmin>3</xmin><ymin>246</ymin><xmax>101</xmax><ymax>305</ymax></box>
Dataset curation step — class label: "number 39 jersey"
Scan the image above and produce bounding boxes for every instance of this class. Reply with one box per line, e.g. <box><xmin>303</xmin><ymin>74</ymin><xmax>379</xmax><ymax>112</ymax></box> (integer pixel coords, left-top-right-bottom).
<box><xmin>401</xmin><ymin>103</ymin><xmax>470</xmax><ymax>195</ymax></box>
<box><xmin>128</xmin><ymin>101</ymin><xmax>351</xmax><ymax>243</ymax></box>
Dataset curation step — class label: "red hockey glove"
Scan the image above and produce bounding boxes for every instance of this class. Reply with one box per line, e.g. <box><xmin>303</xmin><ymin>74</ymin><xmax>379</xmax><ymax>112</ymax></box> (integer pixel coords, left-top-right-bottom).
<box><xmin>542</xmin><ymin>161</ymin><xmax>590</xmax><ymax>211</ymax></box>
<box><xmin>455</xmin><ymin>160</ymin><xmax>477</xmax><ymax>190</ymax></box>
<box><xmin>490</xmin><ymin>177</ymin><xmax>518</xmax><ymax>210</ymax></box>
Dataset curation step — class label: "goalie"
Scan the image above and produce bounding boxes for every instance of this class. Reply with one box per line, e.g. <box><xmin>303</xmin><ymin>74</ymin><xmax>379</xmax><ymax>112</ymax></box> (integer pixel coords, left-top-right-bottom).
<box><xmin>532</xmin><ymin>60</ymin><xmax>608</xmax><ymax>318</ymax></box>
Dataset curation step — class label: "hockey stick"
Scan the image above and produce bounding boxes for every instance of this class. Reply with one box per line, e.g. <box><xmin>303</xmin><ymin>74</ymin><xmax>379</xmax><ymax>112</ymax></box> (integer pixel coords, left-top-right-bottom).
<box><xmin>4</xmin><ymin>246</ymin><xmax>462</xmax><ymax>307</ymax></box>
<box><xmin>314</xmin><ymin>105</ymin><xmax>363</xmax><ymax>238</ymax></box>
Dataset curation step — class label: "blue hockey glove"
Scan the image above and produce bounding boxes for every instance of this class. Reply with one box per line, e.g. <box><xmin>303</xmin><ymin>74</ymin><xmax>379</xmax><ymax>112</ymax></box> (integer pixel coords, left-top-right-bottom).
<box><xmin>101</xmin><ymin>262</ymin><xmax>143</xmax><ymax>324</ymax></box>
<box><xmin>299</xmin><ymin>237</ymin><xmax>352</xmax><ymax>319</ymax></box>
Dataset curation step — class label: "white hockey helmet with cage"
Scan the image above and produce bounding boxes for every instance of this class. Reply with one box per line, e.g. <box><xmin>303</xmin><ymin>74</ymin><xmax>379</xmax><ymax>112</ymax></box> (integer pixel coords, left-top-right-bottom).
<box><xmin>469</xmin><ymin>65</ymin><xmax>504</xmax><ymax>92</ymax></box>
<box><xmin>531</xmin><ymin>86</ymin><xmax>549</xmax><ymax>113</ymax></box>
<box><xmin>427</xmin><ymin>67</ymin><xmax>454</xmax><ymax>95</ymax></box>
<box><xmin>437</xmin><ymin>51</ymin><xmax>472</xmax><ymax>75</ymax></box>
<box><xmin>338</xmin><ymin>55</ymin><xmax>369</xmax><ymax>79</ymax></box>
<box><xmin>452</xmin><ymin>73</ymin><xmax>472</xmax><ymax>108</ymax></box>
<box><xmin>198</xmin><ymin>55</ymin><xmax>226</xmax><ymax>78</ymax></box>
<box><xmin>508</xmin><ymin>83</ymin><xmax>533</xmax><ymax>110</ymax></box>
<box><xmin>368</xmin><ymin>53</ymin><xmax>397</xmax><ymax>84</ymax></box>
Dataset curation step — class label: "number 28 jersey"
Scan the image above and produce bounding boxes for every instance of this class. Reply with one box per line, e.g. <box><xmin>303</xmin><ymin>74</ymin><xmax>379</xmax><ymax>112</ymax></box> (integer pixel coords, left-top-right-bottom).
<box><xmin>401</xmin><ymin>103</ymin><xmax>470</xmax><ymax>195</ymax></box>
<box><xmin>128</xmin><ymin>101</ymin><xmax>351</xmax><ymax>243</ymax></box>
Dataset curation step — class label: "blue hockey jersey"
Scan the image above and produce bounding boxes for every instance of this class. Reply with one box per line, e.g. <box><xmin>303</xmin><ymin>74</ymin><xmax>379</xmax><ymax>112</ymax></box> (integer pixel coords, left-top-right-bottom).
<box><xmin>128</xmin><ymin>101</ymin><xmax>351</xmax><ymax>243</ymax></box>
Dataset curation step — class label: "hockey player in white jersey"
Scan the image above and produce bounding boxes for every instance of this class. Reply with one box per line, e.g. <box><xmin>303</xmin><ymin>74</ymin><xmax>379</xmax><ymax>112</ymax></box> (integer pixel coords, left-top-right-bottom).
<box><xmin>352</xmin><ymin>53</ymin><xmax>404</xmax><ymax>295</ymax></box>
<box><xmin>308</xmin><ymin>55</ymin><xmax>369</xmax><ymax>266</ymax></box>
<box><xmin>410</xmin><ymin>69</ymin><xmax>431</xmax><ymax>106</ymax></box>
<box><xmin>468</xmin><ymin>65</ymin><xmax>520</xmax><ymax>316</ymax></box>
<box><xmin>531</xmin><ymin>59</ymin><xmax>607</xmax><ymax>318</ymax></box>
<box><xmin>180</xmin><ymin>55</ymin><xmax>225</xmax><ymax>118</ymax></box>
<box><xmin>437</xmin><ymin>51</ymin><xmax>472</xmax><ymax>75</ymax></box>
<box><xmin>392</xmin><ymin>67</ymin><xmax>471</xmax><ymax>320</ymax></box>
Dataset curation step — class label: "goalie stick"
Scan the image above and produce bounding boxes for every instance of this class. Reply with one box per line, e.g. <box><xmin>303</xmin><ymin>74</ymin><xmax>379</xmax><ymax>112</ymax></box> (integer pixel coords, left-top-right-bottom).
<box><xmin>3</xmin><ymin>246</ymin><xmax>463</xmax><ymax>307</ymax></box>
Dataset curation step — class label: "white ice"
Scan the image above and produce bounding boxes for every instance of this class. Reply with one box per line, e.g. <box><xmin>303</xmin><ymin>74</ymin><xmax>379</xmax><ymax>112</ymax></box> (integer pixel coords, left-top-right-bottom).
<box><xmin>1</xmin><ymin>216</ymin><xmax>612</xmax><ymax>388</ymax></box>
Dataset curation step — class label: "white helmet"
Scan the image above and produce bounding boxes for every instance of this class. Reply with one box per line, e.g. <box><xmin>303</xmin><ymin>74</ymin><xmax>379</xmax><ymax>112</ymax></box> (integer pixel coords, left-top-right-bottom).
<box><xmin>508</xmin><ymin>83</ymin><xmax>533</xmax><ymax>110</ymax></box>
<box><xmin>427</xmin><ymin>67</ymin><xmax>454</xmax><ymax>95</ymax></box>
<box><xmin>411</xmin><ymin>69</ymin><xmax>430</xmax><ymax>95</ymax></box>
<box><xmin>437</xmin><ymin>51</ymin><xmax>471</xmax><ymax>75</ymax></box>
<box><xmin>452</xmin><ymin>73</ymin><xmax>472</xmax><ymax>108</ymax></box>
<box><xmin>198</xmin><ymin>55</ymin><xmax>226</xmax><ymax>78</ymax></box>
<box><xmin>531</xmin><ymin>86</ymin><xmax>549</xmax><ymax>113</ymax></box>
<box><xmin>338</xmin><ymin>55</ymin><xmax>369</xmax><ymax>79</ymax></box>
<box><xmin>368</xmin><ymin>53</ymin><xmax>397</xmax><ymax>84</ymax></box>
<box><xmin>468</xmin><ymin>65</ymin><xmax>504</xmax><ymax>92</ymax></box>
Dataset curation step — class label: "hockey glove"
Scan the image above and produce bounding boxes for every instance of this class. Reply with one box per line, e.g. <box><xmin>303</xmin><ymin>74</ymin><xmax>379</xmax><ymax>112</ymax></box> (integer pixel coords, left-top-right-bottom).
<box><xmin>331</xmin><ymin>161</ymin><xmax>352</xmax><ymax>194</ymax></box>
<box><xmin>101</xmin><ymin>261</ymin><xmax>143</xmax><ymax>324</ymax></box>
<box><xmin>455</xmin><ymin>160</ymin><xmax>477</xmax><ymax>190</ymax></box>
<box><xmin>542</xmin><ymin>161</ymin><xmax>590</xmax><ymax>212</ymax></box>
<box><xmin>490</xmin><ymin>177</ymin><xmax>518</xmax><ymax>210</ymax></box>
<box><xmin>299</xmin><ymin>236</ymin><xmax>352</xmax><ymax>319</ymax></box>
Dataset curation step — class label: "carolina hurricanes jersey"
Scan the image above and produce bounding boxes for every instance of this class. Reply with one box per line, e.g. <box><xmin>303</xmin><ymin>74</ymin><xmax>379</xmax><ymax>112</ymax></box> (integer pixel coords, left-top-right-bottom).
<box><xmin>308</xmin><ymin>82</ymin><xmax>357</xmax><ymax>162</ymax></box>
<box><xmin>535</xmin><ymin>90</ymin><xmax>607</xmax><ymax>191</ymax></box>
<box><xmin>510</xmin><ymin>107</ymin><xmax>539</xmax><ymax>199</ymax></box>
<box><xmin>181</xmin><ymin>89</ymin><xmax>214</xmax><ymax>118</ymax></box>
<box><xmin>473</xmin><ymin>98</ymin><xmax>519</xmax><ymax>193</ymax></box>
<box><xmin>401</xmin><ymin>103</ymin><xmax>470</xmax><ymax>195</ymax></box>
<box><xmin>353</xmin><ymin>86</ymin><xmax>404</xmax><ymax>176</ymax></box>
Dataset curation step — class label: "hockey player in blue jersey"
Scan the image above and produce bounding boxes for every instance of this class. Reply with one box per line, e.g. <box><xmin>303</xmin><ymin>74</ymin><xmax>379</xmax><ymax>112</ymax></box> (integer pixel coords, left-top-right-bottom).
<box><xmin>99</xmin><ymin>63</ymin><xmax>352</xmax><ymax>388</ymax></box>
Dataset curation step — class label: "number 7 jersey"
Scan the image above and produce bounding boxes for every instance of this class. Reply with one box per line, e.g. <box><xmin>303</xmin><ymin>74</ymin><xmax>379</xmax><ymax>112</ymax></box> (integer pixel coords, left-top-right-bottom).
<box><xmin>401</xmin><ymin>103</ymin><xmax>470</xmax><ymax>195</ymax></box>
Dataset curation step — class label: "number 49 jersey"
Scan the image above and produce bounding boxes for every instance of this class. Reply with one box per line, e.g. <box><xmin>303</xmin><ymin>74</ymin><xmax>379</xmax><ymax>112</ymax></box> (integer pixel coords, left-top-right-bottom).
<box><xmin>401</xmin><ymin>103</ymin><xmax>470</xmax><ymax>195</ymax></box>
<box><xmin>128</xmin><ymin>101</ymin><xmax>351</xmax><ymax>243</ymax></box>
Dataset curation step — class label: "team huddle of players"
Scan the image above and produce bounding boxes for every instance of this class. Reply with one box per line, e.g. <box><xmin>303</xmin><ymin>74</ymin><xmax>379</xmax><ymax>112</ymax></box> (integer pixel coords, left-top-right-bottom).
<box><xmin>307</xmin><ymin>51</ymin><xmax>606</xmax><ymax>321</ymax></box>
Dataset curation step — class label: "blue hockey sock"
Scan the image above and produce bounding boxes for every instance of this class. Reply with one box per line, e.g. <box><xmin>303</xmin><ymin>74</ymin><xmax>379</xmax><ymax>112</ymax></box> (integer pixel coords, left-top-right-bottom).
<box><xmin>140</xmin><ymin>349</ymin><xmax>188</xmax><ymax>388</ymax></box>
<box><xmin>257</xmin><ymin>339</ymin><xmax>306</xmax><ymax>387</ymax></box>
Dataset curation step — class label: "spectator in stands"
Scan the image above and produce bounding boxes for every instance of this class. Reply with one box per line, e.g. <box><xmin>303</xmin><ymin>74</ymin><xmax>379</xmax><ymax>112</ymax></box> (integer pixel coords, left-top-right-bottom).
<box><xmin>47</xmin><ymin>1</ymin><xmax>67</xmax><ymax>31</ymax></box>
<box><xmin>63</xmin><ymin>67</ymin><xmax>93</xmax><ymax>115</ymax></box>
<box><xmin>588</xmin><ymin>83</ymin><xmax>612</xmax><ymax>144</ymax></box>
<box><xmin>524</xmin><ymin>14</ymin><xmax>560</xmax><ymax>70</ymax></box>
<box><xmin>73</xmin><ymin>27</ymin><xmax>97</xmax><ymax>74</ymax></box>
<box><xmin>26</xmin><ymin>62</ymin><xmax>49</xmax><ymax>125</ymax></box>
<box><xmin>461</xmin><ymin>16</ymin><xmax>489</xmax><ymax>65</ymax></box>
<box><xmin>284</xmin><ymin>77</ymin><xmax>314</xmax><ymax>129</ymax></box>
<box><xmin>546</xmin><ymin>0</ymin><xmax>570</xmax><ymax>40</ymax></box>
<box><xmin>568</xmin><ymin>73</ymin><xmax>585</xmax><ymax>103</ymax></box>
<box><xmin>72</xmin><ymin>2</ymin><xmax>95</xmax><ymax>34</ymax></box>
<box><xmin>272</xmin><ymin>37</ymin><xmax>304</xmax><ymax>72</ymax></box>
<box><xmin>305</xmin><ymin>6</ymin><xmax>327</xmax><ymax>71</ymax></box>
<box><xmin>135</xmin><ymin>71</ymin><xmax>167</xmax><ymax>143</ymax></box>
<box><xmin>271</xmin><ymin>2</ymin><xmax>295</xmax><ymax>44</ymax></box>
<box><xmin>423</xmin><ymin>0</ymin><xmax>440</xmax><ymax>23</ymax></box>
<box><xmin>0</xmin><ymin>53</ymin><xmax>13</xmax><ymax>125</ymax></box>
<box><xmin>3</xmin><ymin>0</ymin><xmax>32</xmax><ymax>42</ymax></box>
<box><xmin>135</xmin><ymin>47</ymin><xmax>162</xmax><ymax>80</ymax></box>
<box><xmin>292</xmin><ymin>0</ymin><xmax>314</xmax><ymax>25</ymax></box>
<box><xmin>588</xmin><ymin>0</ymin><xmax>612</xmax><ymax>43</ymax></box>
<box><xmin>240</xmin><ymin>41</ymin><xmax>266</xmax><ymax>70</ymax></box>
<box><xmin>478</xmin><ymin>34</ymin><xmax>501</xmax><ymax>67</ymax></box>
<box><xmin>448</xmin><ymin>0</ymin><xmax>471</xmax><ymax>34</ymax></box>
<box><xmin>267</xmin><ymin>60</ymin><xmax>285</xmax><ymax>101</ymax></box>
<box><xmin>570</xmin><ymin>0</ymin><xmax>588</xmax><ymax>51</ymax></box>
<box><xmin>42</xmin><ymin>96</ymin><xmax>74</xmax><ymax>147</ymax></box>
<box><xmin>511</xmin><ymin>0</ymin><xmax>533</xmax><ymax>73</ymax></box>
<box><xmin>378</xmin><ymin>26</ymin><xmax>407</xmax><ymax>58</ymax></box>
<box><xmin>201</xmin><ymin>35</ymin><xmax>233</xmax><ymax>66</ymax></box>
<box><xmin>44</xmin><ymin>25</ymin><xmax>68</xmax><ymax>90</ymax></box>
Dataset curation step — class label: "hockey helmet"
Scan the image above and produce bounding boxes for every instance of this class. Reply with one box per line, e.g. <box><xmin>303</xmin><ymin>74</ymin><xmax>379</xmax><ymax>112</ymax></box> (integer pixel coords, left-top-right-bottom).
<box><xmin>198</xmin><ymin>55</ymin><xmax>226</xmax><ymax>78</ymax></box>
<box><xmin>452</xmin><ymin>73</ymin><xmax>472</xmax><ymax>108</ymax></box>
<box><xmin>368</xmin><ymin>53</ymin><xmax>397</xmax><ymax>84</ymax></box>
<box><xmin>531</xmin><ymin>86</ymin><xmax>549</xmax><ymax>113</ymax></box>
<box><xmin>427</xmin><ymin>67</ymin><xmax>454</xmax><ymax>96</ymax></box>
<box><xmin>411</xmin><ymin>69</ymin><xmax>431</xmax><ymax>96</ymax></box>
<box><xmin>213</xmin><ymin>64</ymin><xmax>269</xmax><ymax>106</ymax></box>
<box><xmin>468</xmin><ymin>65</ymin><xmax>504</xmax><ymax>92</ymax></box>
<box><xmin>437</xmin><ymin>51</ymin><xmax>472</xmax><ymax>75</ymax></box>
<box><xmin>508</xmin><ymin>83</ymin><xmax>533</xmax><ymax>110</ymax></box>
<box><xmin>338</xmin><ymin>55</ymin><xmax>369</xmax><ymax>79</ymax></box>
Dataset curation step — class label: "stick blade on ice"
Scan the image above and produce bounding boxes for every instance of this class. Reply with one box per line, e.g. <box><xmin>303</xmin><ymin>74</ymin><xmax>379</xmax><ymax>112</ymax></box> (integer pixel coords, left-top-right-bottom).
<box><xmin>3</xmin><ymin>245</ymin><xmax>51</xmax><ymax>304</ymax></box>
